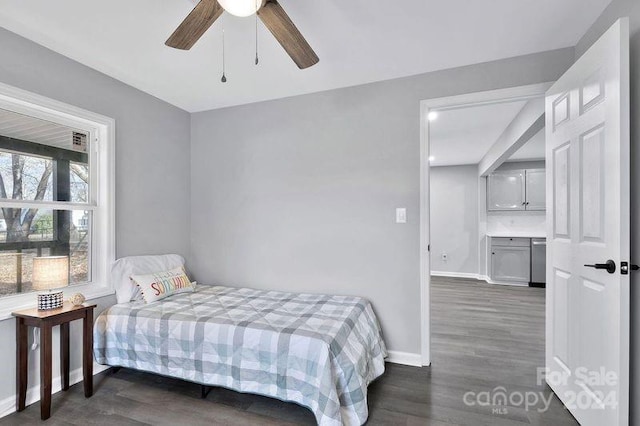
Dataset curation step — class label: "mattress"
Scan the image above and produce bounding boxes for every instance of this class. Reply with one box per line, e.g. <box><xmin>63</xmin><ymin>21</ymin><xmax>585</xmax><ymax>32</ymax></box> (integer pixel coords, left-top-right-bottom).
<box><xmin>94</xmin><ymin>285</ymin><xmax>387</xmax><ymax>425</ymax></box>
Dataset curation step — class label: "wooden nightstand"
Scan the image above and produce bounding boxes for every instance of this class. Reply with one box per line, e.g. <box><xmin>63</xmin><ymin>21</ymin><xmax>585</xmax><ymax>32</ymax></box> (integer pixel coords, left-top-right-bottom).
<box><xmin>12</xmin><ymin>303</ymin><xmax>96</xmax><ymax>420</ymax></box>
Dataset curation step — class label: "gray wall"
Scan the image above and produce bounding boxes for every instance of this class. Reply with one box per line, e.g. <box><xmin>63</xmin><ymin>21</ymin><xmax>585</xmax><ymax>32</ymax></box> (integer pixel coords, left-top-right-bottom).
<box><xmin>190</xmin><ymin>48</ymin><xmax>575</xmax><ymax>354</ymax></box>
<box><xmin>0</xmin><ymin>28</ymin><xmax>191</xmax><ymax>404</ymax></box>
<box><xmin>576</xmin><ymin>1</ymin><xmax>640</xmax><ymax>423</ymax></box>
<box><xmin>430</xmin><ymin>165</ymin><xmax>479</xmax><ymax>275</ymax></box>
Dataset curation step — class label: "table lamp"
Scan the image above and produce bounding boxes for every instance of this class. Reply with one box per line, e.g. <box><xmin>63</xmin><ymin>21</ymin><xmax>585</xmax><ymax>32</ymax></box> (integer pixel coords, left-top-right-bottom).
<box><xmin>32</xmin><ymin>256</ymin><xmax>69</xmax><ymax>310</ymax></box>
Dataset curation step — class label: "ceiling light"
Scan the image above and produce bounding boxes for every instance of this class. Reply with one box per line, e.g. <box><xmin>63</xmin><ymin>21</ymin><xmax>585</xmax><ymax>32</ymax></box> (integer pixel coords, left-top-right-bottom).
<box><xmin>427</xmin><ymin>111</ymin><xmax>438</xmax><ymax>121</ymax></box>
<box><xmin>218</xmin><ymin>0</ymin><xmax>263</xmax><ymax>17</ymax></box>
<box><xmin>429</xmin><ymin>156</ymin><xmax>435</xmax><ymax>162</ymax></box>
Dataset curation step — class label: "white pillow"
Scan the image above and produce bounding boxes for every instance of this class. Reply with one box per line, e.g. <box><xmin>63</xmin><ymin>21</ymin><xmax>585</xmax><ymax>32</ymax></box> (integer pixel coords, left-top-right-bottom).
<box><xmin>130</xmin><ymin>266</ymin><xmax>195</xmax><ymax>303</ymax></box>
<box><xmin>111</xmin><ymin>254</ymin><xmax>185</xmax><ymax>304</ymax></box>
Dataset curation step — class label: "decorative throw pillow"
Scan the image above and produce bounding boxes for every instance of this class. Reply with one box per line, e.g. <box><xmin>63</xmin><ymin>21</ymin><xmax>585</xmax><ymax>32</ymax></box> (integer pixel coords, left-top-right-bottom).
<box><xmin>130</xmin><ymin>266</ymin><xmax>195</xmax><ymax>303</ymax></box>
<box><xmin>112</xmin><ymin>254</ymin><xmax>185</xmax><ymax>304</ymax></box>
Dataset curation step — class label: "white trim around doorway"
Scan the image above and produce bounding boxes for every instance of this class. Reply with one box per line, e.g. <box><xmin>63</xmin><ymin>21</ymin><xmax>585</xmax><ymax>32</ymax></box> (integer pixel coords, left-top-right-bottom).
<box><xmin>419</xmin><ymin>82</ymin><xmax>553</xmax><ymax>366</ymax></box>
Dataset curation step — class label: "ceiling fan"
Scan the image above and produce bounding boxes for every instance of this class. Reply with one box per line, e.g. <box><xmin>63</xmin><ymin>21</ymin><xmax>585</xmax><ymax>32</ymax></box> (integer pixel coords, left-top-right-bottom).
<box><xmin>165</xmin><ymin>0</ymin><xmax>319</xmax><ymax>69</ymax></box>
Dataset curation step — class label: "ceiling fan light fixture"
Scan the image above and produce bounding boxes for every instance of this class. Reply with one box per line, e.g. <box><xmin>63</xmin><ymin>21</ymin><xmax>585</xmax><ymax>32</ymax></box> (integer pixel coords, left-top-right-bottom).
<box><xmin>217</xmin><ymin>0</ymin><xmax>262</xmax><ymax>17</ymax></box>
<box><xmin>166</xmin><ymin>0</ymin><xmax>318</xmax><ymax>70</ymax></box>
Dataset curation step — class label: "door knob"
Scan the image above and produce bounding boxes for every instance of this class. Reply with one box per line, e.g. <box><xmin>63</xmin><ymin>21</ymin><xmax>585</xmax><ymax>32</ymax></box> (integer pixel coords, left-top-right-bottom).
<box><xmin>584</xmin><ymin>260</ymin><xmax>616</xmax><ymax>274</ymax></box>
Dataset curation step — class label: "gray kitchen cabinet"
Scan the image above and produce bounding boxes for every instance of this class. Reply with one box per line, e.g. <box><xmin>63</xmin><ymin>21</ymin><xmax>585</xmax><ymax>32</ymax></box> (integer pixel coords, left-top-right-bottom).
<box><xmin>487</xmin><ymin>170</ymin><xmax>526</xmax><ymax>211</ymax></box>
<box><xmin>487</xmin><ymin>168</ymin><xmax>546</xmax><ymax>211</ymax></box>
<box><xmin>490</xmin><ymin>237</ymin><xmax>531</xmax><ymax>283</ymax></box>
<box><xmin>525</xmin><ymin>169</ymin><xmax>546</xmax><ymax>210</ymax></box>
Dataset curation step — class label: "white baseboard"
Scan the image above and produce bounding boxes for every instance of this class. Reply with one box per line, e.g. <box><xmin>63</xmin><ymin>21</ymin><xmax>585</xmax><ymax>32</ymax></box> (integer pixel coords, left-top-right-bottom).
<box><xmin>484</xmin><ymin>278</ymin><xmax>529</xmax><ymax>287</ymax></box>
<box><xmin>0</xmin><ymin>362</ymin><xmax>109</xmax><ymax>419</ymax></box>
<box><xmin>386</xmin><ymin>350</ymin><xmax>423</xmax><ymax>367</ymax></box>
<box><xmin>431</xmin><ymin>271</ymin><xmax>481</xmax><ymax>280</ymax></box>
<box><xmin>433</xmin><ymin>272</ymin><xmax>528</xmax><ymax>287</ymax></box>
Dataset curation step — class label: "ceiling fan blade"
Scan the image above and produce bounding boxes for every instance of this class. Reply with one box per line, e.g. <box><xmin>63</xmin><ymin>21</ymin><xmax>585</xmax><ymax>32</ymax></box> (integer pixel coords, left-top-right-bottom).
<box><xmin>166</xmin><ymin>0</ymin><xmax>223</xmax><ymax>50</ymax></box>
<box><xmin>258</xmin><ymin>1</ymin><xmax>319</xmax><ymax>69</ymax></box>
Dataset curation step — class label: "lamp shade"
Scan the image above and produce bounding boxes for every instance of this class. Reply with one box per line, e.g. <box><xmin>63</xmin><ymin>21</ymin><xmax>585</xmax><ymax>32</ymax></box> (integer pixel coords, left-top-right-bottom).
<box><xmin>32</xmin><ymin>256</ymin><xmax>69</xmax><ymax>291</ymax></box>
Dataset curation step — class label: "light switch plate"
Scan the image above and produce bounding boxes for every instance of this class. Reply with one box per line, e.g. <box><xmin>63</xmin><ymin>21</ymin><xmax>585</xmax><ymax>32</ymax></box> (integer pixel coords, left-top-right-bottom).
<box><xmin>396</xmin><ymin>208</ymin><xmax>407</xmax><ymax>224</ymax></box>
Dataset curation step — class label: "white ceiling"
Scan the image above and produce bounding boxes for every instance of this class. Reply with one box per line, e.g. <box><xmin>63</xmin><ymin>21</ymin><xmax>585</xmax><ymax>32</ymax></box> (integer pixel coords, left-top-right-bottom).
<box><xmin>0</xmin><ymin>0</ymin><xmax>610</xmax><ymax>112</ymax></box>
<box><xmin>510</xmin><ymin>127</ymin><xmax>546</xmax><ymax>161</ymax></box>
<box><xmin>429</xmin><ymin>100</ymin><xmax>528</xmax><ymax>167</ymax></box>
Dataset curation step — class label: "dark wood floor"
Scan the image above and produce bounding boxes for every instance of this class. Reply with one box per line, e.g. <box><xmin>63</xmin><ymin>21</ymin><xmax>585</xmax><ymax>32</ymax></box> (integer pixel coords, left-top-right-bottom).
<box><xmin>428</xmin><ymin>276</ymin><xmax>577</xmax><ymax>425</ymax></box>
<box><xmin>2</xmin><ymin>277</ymin><xmax>577</xmax><ymax>425</ymax></box>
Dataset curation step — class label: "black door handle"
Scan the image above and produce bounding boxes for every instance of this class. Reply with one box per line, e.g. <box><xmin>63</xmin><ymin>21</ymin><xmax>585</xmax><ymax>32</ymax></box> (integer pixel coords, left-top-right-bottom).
<box><xmin>584</xmin><ymin>260</ymin><xmax>616</xmax><ymax>274</ymax></box>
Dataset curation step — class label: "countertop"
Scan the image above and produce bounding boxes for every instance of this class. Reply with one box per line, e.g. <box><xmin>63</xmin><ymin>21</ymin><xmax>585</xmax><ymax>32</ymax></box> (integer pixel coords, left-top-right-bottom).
<box><xmin>486</xmin><ymin>232</ymin><xmax>547</xmax><ymax>239</ymax></box>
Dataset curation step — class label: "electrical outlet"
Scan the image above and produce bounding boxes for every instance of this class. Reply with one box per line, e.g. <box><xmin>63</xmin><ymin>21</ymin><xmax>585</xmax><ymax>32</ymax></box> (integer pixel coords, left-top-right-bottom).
<box><xmin>441</xmin><ymin>253</ymin><xmax>448</xmax><ymax>261</ymax></box>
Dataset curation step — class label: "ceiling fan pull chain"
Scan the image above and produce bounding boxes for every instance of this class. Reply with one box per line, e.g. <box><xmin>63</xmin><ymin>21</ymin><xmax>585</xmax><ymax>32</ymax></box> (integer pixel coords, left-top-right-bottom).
<box><xmin>254</xmin><ymin>0</ymin><xmax>259</xmax><ymax>65</ymax></box>
<box><xmin>221</xmin><ymin>21</ymin><xmax>227</xmax><ymax>83</ymax></box>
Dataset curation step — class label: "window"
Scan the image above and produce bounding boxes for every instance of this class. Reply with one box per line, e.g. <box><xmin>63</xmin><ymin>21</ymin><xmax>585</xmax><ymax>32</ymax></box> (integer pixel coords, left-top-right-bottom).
<box><xmin>0</xmin><ymin>82</ymin><xmax>114</xmax><ymax>317</ymax></box>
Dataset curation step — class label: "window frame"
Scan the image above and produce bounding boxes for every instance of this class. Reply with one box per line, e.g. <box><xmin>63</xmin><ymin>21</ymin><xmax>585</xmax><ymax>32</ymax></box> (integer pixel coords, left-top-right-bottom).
<box><xmin>0</xmin><ymin>82</ymin><xmax>115</xmax><ymax>320</ymax></box>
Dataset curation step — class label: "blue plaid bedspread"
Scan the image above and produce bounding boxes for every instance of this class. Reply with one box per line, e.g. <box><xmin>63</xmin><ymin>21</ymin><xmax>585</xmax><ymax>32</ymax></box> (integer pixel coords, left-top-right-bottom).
<box><xmin>94</xmin><ymin>285</ymin><xmax>387</xmax><ymax>425</ymax></box>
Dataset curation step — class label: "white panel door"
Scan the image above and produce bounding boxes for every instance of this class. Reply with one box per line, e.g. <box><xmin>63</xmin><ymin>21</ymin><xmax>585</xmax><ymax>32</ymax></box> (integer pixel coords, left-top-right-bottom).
<box><xmin>487</xmin><ymin>170</ymin><xmax>525</xmax><ymax>210</ymax></box>
<box><xmin>525</xmin><ymin>169</ymin><xmax>546</xmax><ymax>210</ymax></box>
<box><xmin>545</xmin><ymin>19</ymin><xmax>629</xmax><ymax>426</ymax></box>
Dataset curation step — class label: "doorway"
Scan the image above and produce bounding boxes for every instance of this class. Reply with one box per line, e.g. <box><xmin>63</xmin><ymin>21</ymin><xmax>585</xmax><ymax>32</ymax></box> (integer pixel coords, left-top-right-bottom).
<box><xmin>419</xmin><ymin>84</ymin><xmax>574</xmax><ymax>421</ymax></box>
<box><xmin>420</xmin><ymin>20</ymin><xmax>631</xmax><ymax>425</ymax></box>
<box><xmin>419</xmin><ymin>83</ymin><xmax>552</xmax><ymax>365</ymax></box>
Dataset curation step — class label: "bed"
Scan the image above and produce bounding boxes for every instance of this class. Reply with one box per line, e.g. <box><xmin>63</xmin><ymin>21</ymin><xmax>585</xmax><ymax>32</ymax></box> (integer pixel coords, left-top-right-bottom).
<box><xmin>93</xmin><ymin>256</ymin><xmax>387</xmax><ymax>426</ymax></box>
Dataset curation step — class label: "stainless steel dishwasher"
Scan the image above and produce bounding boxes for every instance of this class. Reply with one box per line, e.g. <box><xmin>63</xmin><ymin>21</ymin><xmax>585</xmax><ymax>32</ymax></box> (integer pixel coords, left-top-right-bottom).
<box><xmin>531</xmin><ymin>238</ymin><xmax>546</xmax><ymax>287</ymax></box>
